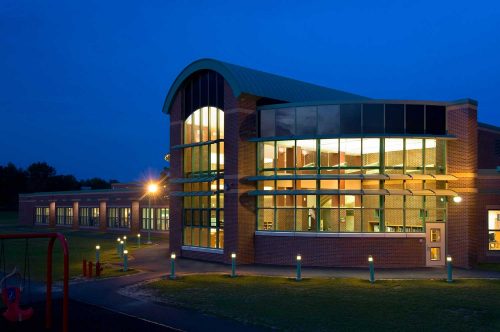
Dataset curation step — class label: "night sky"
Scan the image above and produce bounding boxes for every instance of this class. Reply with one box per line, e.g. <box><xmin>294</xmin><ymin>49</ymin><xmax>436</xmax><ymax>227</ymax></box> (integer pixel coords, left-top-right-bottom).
<box><xmin>1</xmin><ymin>0</ymin><xmax>499</xmax><ymax>182</ymax></box>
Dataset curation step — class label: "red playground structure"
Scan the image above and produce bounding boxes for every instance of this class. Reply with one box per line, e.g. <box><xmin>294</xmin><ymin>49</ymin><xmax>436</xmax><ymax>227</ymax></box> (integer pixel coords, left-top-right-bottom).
<box><xmin>0</xmin><ymin>233</ymin><xmax>69</xmax><ymax>332</ymax></box>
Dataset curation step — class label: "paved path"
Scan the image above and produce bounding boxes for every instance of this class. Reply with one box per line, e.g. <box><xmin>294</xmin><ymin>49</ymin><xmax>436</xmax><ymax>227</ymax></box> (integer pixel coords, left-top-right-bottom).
<box><xmin>69</xmin><ymin>242</ymin><xmax>265</xmax><ymax>332</ymax></box>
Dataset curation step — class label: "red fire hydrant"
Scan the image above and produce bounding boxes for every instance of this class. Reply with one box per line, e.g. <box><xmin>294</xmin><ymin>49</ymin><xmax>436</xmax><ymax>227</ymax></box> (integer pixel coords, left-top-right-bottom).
<box><xmin>88</xmin><ymin>261</ymin><xmax>93</xmax><ymax>278</ymax></box>
<box><xmin>95</xmin><ymin>262</ymin><xmax>103</xmax><ymax>277</ymax></box>
<box><xmin>82</xmin><ymin>258</ymin><xmax>87</xmax><ymax>277</ymax></box>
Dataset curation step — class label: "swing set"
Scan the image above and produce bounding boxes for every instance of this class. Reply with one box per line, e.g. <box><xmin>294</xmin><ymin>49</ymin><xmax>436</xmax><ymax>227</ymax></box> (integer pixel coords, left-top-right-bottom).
<box><xmin>0</xmin><ymin>233</ymin><xmax>69</xmax><ymax>332</ymax></box>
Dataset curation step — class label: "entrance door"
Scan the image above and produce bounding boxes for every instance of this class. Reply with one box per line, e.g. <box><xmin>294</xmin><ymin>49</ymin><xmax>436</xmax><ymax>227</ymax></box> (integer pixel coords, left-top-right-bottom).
<box><xmin>425</xmin><ymin>223</ymin><xmax>446</xmax><ymax>266</ymax></box>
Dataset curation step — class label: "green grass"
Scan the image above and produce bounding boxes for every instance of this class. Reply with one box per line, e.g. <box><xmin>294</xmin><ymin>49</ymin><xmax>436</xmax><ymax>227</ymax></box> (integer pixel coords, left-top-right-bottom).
<box><xmin>477</xmin><ymin>263</ymin><xmax>500</xmax><ymax>272</ymax></box>
<box><xmin>0</xmin><ymin>211</ymin><xmax>20</xmax><ymax>227</ymax></box>
<box><xmin>145</xmin><ymin>275</ymin><xmax>500</xmax><ymax>332</ymax></box>
<box><xmin>0</xmin><ymin>212</ymin><xmax>153</xmax><ymax>281</ymax></box>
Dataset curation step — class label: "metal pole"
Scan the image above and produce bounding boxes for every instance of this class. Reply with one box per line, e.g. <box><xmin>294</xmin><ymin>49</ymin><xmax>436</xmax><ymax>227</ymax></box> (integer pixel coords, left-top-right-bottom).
<box><xmin>231</xmin><ymin>253</ymin><xmax>236</xmax><ymax>277</ymax></box>
<box><xmin>296</xmin><ymin>255</ymin><xmax>302</xmax><ymax>281</ymax></box>
<box><xmin>447</xmin><ymin>255</ymin><xmax>453</xmax><ymax>283</ymax></box>
<box><xmin>95</xmin><ymin>245</ymin><xmax>100</xmax><ymax>263</ymax></box>
<box><xmin>147</xmin><ymin>195</ymin><xmax>152</xmax><ymax>244</ymax></box>
<box><xmin>369</xmin><ymin>255</ymin><xmax>375</xmax><ymax>283</ymax></box>
<box><xmin>123</xmin><ymin>250</ymin><xmax>128</xmax><ymax>272</ymax></box>
<box><xmin>170</xmin><ymin>253</ymin><xmax>176</xmax><ymax>279</ymax></box>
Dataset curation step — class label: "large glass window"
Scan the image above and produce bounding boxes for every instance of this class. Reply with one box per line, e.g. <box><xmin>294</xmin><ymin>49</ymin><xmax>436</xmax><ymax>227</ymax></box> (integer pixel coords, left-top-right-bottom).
<box><xmin>183</xmin><ymin>104</ymin><xmax>224</xmax><ymax>249</ymax></box>
<box><xmin>296</xmin><ymin>107</ymin><xmax>317</xmax><ymax>135</ymax></box>
<box><xmin>107</xmin><ymin>207</ymin><xmax>131</xmax><ymax>229</ymax></box>
<box><xmin>340</xmin><ymin>104</ymin><xmax>362</xmax><ymax>134</ymax></box>
<box><xmin>317</xmin><ymin>105</ymin><xmax>340</xmax><ymax>135</ymax></box>
<box><xmin>34</xmin><ymin>207</ymin><xmax>49</xmax><ymax>225</ymax></box>
<box><xmin>79</xmin><ymin>207</ymin><xmax>99</xmax><ymax>227</ymax></box>
<box><xmin>385</xmin><ymin>138</ymin><xmax>404</xmax><ymax>173</ymax></box>
<box><xmin>385</xmin><ymin>104</ymin><xmax>405</xmax><ymax>134</ymax></box>
<box><xmin>56</xmin><ymin>207</ymin><xmax>72</xmax><ymax>226</ymax></box>
<box><xmin>276</xmin><ymin>108</ymin><xmax>295</xmax><ymax>136</ymax></box>
<box><xmin>363</xmin><ymin>104</ymin><xmax>384</xmax><ymax>133</ymax></box>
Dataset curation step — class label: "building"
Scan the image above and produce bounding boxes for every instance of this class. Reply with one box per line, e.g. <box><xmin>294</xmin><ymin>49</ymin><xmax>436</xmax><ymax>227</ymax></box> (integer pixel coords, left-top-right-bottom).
<box><xmin>165</xmin><ymin>58</ymin><xmax>500</xmax><ymax>268</ymax></box>
<box><xmin>18</xmin><ymin>182</ymin><xmax>169</xmax><ymax>236</ymax></box>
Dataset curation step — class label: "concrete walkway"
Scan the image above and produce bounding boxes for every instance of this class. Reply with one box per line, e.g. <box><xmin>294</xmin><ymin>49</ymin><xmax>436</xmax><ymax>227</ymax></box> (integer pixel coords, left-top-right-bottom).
<box><xmin>67</xmin><ymin>242</ymin><xmax>500</xmax><ymax>332</ymax></box>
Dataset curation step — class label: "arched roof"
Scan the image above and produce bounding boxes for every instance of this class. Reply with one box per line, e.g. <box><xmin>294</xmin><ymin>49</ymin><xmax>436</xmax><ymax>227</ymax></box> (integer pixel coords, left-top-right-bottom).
<box><xmin>162</xmin><ymin>58</ymin><xmax>370</xmax><ymax>114</ymax></box>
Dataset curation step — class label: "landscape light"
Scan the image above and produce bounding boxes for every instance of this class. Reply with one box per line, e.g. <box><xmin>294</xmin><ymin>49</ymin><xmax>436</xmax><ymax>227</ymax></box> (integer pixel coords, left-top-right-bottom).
<box><xmin>446</xmin><ymin>255</ymin><xmax>453</xmax><ymax>283</ymax></box>
<box><xmin>296</xmin><ymin>254</ymin><xmax>302</xmax><ymax>281</ymax></box>
<box><xmin>453</xmin><ymin>196</ymin><xmax>462</xmax><ymax>203</ymax></box>
<box><xmin>368</xmin><ymin>255</ymin><xmax>375</xmax><ymax>283</ymax></box>
<box><xmin>171</xmin><ymin>253</ymin><xmax>176</xmax><ymax>259</ymax></box>
<box><xmin>296</xmin><ymin>255</ymin><xmax>302</xmax><ymax>261</ymax></box>
<box><xmin>170</xmin><ymin>253</ymin><xmax>176</xmax><ymax>279</ymax></box>
<box><xmin>231</xmin><ymin>253</ymin><xmax>236</xmax><ymax>259</ymax></box>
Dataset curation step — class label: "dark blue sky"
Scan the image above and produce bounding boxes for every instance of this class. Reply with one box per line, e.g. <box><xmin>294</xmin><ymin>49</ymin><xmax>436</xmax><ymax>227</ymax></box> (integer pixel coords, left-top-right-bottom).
<box><xmin>1</xmin><ymin>0</ymin><xmax>499</xmax><ymax>182</ymax></box>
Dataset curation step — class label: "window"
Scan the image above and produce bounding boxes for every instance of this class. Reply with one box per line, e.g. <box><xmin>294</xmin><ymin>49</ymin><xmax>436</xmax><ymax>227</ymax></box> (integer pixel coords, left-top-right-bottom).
<box><xmin>56</xmin><ymin>207</ymin><xmax>72</xmax><ymax>226</ymax></box>
<box><xmin>296</xmin><ymin>107</ymin><xmax>317</xmax><ymax>135</ymax></box>
<box><xmin>363</xmin><ymin>104</ymin><xmax>384</xmax><ymax>134</ymax></box>
<box><xmin>79</xmin><ymin>207</ymin><xmax>99</xmax><ymax>227</ymax></box>
<box><xmin>142</xmin><ymin>208</ymin><xmax>154</xmax><ymax>230</ymax></box>
<box><xmin>340</xmin><ymin>104</ymin><xmax>361</xmax><ymax>134</ymax></box>
<box><xmin>385</xmin><ymin>104</ymin><xmax>405</xmax><ymax>134</ymax></box>
<box><xmin>488</xmin><ymin>210</ymin><xmax>500</xmax><ymax>250</ymax></box>
<box><xmin>256</xmin><ymin>138</ymin><xmax>449</xmax><ymax>233</ymax></box>
<box><xmin>317</xmin><ymin>105</ymin><xmax>340</xmax><ymax>135</ymax></box>
<box><xmin>426</xmin><ymin>105</ymin><xmax>446</xmax><ymax>135</ymax></box>
<box><xmin>107</xmin><ymin>208</ymin><xmax>131</xmax><ymax>229</ymax></box>
<box><xmin>260</xmin><ymin>109</ymin><xmax>275</xmax><ymax>137</ymax></box>
<box><xmin>34</xmin><ymin>207</ymin><xmax>49</xmax><ymax>224</ymax></box>
<box><xmin>276</xmin><ymin>108</ymin><xmax>295</xmax><ymax>136</ymax></box>
<box><xmin>183</xmin><ymin>89</ymin><xmax>224</xmax><ymax>248</ymax></box>
<box><xmin>157</xmin><ymin>208</ymin><xmax>169</xmax><ymax>231</ymax></box>
<box><xmin>406</xmin><ymin>104</ymin><xmax>425</xmax><ymax>134</ymax></box>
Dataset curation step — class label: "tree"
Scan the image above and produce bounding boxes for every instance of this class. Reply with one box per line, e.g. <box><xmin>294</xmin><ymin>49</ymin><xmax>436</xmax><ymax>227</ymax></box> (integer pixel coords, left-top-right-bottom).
<box><xmin>26</xmin><ymin>162</ymin><xmax>56</xmax><ymax>192</ymax></box>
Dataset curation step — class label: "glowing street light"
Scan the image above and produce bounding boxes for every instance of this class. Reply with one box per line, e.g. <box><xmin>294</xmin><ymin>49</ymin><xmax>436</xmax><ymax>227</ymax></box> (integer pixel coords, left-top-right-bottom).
<box><xmin>146</xmin><ymin>182</ymin><xmax>159</xmax><ymax>245</ymax></box>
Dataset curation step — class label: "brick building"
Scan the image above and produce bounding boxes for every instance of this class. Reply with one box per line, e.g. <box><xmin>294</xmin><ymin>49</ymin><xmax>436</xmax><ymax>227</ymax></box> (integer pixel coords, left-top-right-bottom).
<box><xmin>164</xmin><ymin>58</ymin><xmax>500</xmax><ymax>268</ymax></box>
<box><xmin>18</xmin><ymin>182</ymin><xmax>169</xmax><ymax>236</ymax></box>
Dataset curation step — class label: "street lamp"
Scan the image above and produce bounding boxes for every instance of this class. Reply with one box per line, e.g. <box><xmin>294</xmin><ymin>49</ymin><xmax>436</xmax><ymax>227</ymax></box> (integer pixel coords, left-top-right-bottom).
<box><xmin>146</xmin><ymin>182</ymin><xmax>158</xmax><ymax>245</ymax></box>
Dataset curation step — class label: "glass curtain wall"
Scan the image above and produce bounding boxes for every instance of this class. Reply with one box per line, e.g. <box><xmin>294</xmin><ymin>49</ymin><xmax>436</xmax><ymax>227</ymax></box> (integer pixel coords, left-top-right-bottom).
<box><xmin>183</xmin><ymin>106</ymin><xmax>224</xmax><ymax>249</ymax></box>
<box><xmin>257</xmin><ymin>138</ymin><xmax>447</xmax><ymax>233</ymax></box>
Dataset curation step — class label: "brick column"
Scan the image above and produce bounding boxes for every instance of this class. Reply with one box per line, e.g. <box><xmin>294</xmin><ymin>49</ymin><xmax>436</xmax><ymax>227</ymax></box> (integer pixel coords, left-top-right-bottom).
<box><xmin>49</xmin><ymin>201</ymin><xmax>56</xmax><ymax>227</ymax></box>
<box><xmin>169</xmin><ymin>92</ymin><xmax>184</xmax><ymax>255</ymax></box>
<box><xmin>99</xmin><ymin>200</ymin><xmax>107</xmax><ymax>231</ymax></box>
<box><xmin>224</xmin><ymin>83</ymin><xmax>258</xmax><ymax>264</ymax></box>
<box><xmin>72</xmin><ymin>201</ymin><xmax>79</xmax><ymax>229</ymax></box>
<box><xmin>131</xmin><ymin>200</ymin><xmax>140</xmax><ymax>234</ymax></box>
<box><xmin>446</xmin><ymin>99</ymin><xmax>478</xmax><ymax>268</ymax></box>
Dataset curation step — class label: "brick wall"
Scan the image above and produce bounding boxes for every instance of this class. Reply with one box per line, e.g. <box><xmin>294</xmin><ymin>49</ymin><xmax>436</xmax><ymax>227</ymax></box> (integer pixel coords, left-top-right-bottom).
<box><xmin>446</xmin><ymin>101</ymin><xmax>478</xmax><ymax>268</ymax></box>
<box><xmin>255</xmin><ymin>235</ymin><xmax>426</xmax><ymax>267</ymax></box>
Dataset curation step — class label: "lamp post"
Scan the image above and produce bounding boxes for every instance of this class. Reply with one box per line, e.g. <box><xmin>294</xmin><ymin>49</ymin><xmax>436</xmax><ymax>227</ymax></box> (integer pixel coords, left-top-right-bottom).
<box><xmin>146</xmin><ymin>182</ymin><xmax>158</xmax><ymax>245</ymax></box>
<box><xmin>446</xmin><ymin>255</ymin><xmax>453</xmax><ymax>283</ymax></box>
<box><xmin>368</xmin><ymin>255</ymin><xmax>375</xmax><ymax>283</ymax></box>
<box><xmin>95</xmin><ymin>245</ymin><xmax>100</xmax><ymax>263</ymax></box>
<box><xmin>123</xmin><ymin>250</ymin><xmax>128</xmax><ymax>272</ymax></box>
<box><xmin>231</xmin><ymin>253</ymin><xmax>236</xmax><ymax>278</ymax></box>
<box><xmin>170</xmin><ymin>253</ymin><xmax>176</xmax><ymax>279</ymax></box>
<box><xmin>296</xmin><ymin>254</ymin><xmax>302</xmax><ymax>281</ymax></box>
<box><xmin>137</xmin><ymin>233</ymin><xmax>141</xmax><ymax>248</ymax></box>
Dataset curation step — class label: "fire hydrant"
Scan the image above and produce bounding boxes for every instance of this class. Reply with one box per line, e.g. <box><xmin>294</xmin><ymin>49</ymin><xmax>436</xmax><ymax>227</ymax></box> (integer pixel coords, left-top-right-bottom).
<box><xmin>95</xmin><ymin>262</ymin><xmax>103</xmax><ymax>277</ymax></box>
<box><xmin>82</xmin><ymin>258</ymin><xmax>87</xmax><ymax>277</ymax></box>
<box><xmin>88</xmin><ymin>261</ymin><xmax>93</xmax><ymax>278</ymax></box>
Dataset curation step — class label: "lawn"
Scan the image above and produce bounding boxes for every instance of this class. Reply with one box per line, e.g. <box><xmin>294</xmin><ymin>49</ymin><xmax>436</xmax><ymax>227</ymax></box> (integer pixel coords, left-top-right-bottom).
<box><xmin>0</xmin><ymin>211</ymin><xmax>155</xmax><ymax>281</ymax></box>
<box><xmin>145</xmin><ymin>275</ymin><xmax>500</xmax><ymax>332</ymax></box>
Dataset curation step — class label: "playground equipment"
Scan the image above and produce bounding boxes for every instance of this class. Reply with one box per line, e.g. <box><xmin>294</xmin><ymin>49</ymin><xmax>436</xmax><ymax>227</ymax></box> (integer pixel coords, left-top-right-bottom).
<box><xmin>0</xmin><ymin>233</ymin><xmax>69</xmax><ymax>332</ymax></box>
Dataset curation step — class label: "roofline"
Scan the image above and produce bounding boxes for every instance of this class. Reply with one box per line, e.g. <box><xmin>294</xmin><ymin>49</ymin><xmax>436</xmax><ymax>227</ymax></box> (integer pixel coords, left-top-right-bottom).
<box><xmin>478</xmin><ymin>122</ymin><xmax>500</xmax><ymax>132</ymax></box>
<box><xmin>257</xmin><ymin>99</ymin><xmax>452</xmax><ymax>110</ymax></box>
<box><xmin>162</xmin><ymin>58</ymin><xmax>246</xmax><ymax>115</ymax></box>
<box><xmin>19</xmin><ymin>188</ymin><xmax>139</xmax><ymax>197</ymax></box>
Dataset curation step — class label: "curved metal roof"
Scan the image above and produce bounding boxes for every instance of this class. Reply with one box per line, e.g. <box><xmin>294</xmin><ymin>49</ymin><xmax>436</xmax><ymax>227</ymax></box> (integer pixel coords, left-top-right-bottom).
<box><xmin>162</xmin><ymin>58</ymin><xmax>370</xmax><ymax>114</ymax></box>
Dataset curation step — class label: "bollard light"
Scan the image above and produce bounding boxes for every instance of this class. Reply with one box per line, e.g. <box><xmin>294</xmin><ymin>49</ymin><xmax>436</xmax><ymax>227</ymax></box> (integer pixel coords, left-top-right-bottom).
<box><xmin>123</xmin><ymin>249</ymin><xmax>128</xmax><ymax>272</ymax></box>
<box><xmin>446</xmin><ymin>255</ymin><xmax>453</xmax><ymax>283</ymax></box>
<box><xmin>123</xmin><ymin>235</ymin><xmax>127</xmax><ymax>247</ymax></box>
<box><xmin>95</xmin><ymin>245</ymin><xmax>100</xmax><ymax>263</ymax></box>
<box><xmin>137</xmin><ymin>233</ymin><xmax>141</xmax><ymax>248</ymax></box>
<box><xmin>120</xmin><ymin>240</ymin><xmax>124</xmax><ymax>257</ymax></box>
<box><xmin>368</xmin><ymin>255</ymin><xmax>375</xmax><ymax>283</ymax></box>
<box><xmin>231</xmin><ymin>253</ymin><xmax>237</xmax><ymax>278</ymax></box>
<box><xmin>296</xmin><ymin>254</ymin><xmax>302</xmax><ymax>281</ymax></box>
<box><xmin>170</xmin><ymin>253</ymin><xmax>176</xmax><ymax>279</ymax></box>
<box><xmin>116</xmin><ymin>237</ymin><xmax>121</xmax><ymax>255</ymax></box>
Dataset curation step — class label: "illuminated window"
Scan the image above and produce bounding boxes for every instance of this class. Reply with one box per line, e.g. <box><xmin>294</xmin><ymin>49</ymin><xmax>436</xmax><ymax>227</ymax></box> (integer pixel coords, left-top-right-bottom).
<box><xmin>107</xmin><ymin>207</ymin><xmax>130</xmax><ymax>229</ymax></box>
<box><xmin>56</xmin><ymin>207</ymin><xmax>73</xmax><ymax>226</ymax></box>
<box><xmin>34</xmin><ymin>207</ymin><xmax>49</xmax><ymax>225</ymax></box>
<box><xmin>79</xmin><ymin>207</ymin><xmax>99</xmax><ymax>227</ymax></box>
<box><xmin>488</xmin><ymin>210</ymin><xmax>500</xmax><ymax>251</ymax></box>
